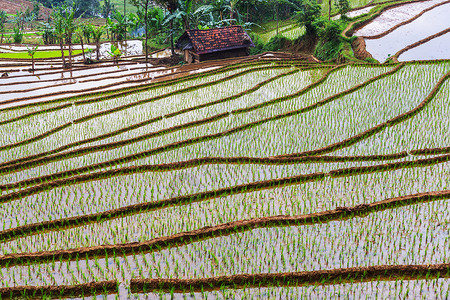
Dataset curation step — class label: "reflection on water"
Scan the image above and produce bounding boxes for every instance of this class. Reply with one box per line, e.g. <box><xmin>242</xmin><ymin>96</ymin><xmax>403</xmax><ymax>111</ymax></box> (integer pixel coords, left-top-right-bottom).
<box><xmin>355</xmin><ymin>0</ymin><xmax>449</xmax><ymax>37</ymax></box>
<box><xmin>364</xmin><ymin>3</ymin><xmax>450</xmax><ymax>62</ymax></box>
<box><xmin>399</xmin><ymin>32</ymin><xmax>450</xmax><ymax>61</ymax></box>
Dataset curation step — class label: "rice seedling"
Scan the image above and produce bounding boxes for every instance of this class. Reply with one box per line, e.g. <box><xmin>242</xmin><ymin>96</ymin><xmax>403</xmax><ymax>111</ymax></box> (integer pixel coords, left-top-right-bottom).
<box><xmin>1</xmin><ymin>59</ymin><xmax>450</xmax><ymax>298</ymax></box>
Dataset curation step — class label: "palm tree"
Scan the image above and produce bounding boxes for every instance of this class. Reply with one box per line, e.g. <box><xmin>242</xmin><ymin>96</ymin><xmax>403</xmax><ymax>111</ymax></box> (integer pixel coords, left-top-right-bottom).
<box><xmin>63</xmin><ymin>7</ymin><xmax>76</xmax><ymax>68</ymax></box>
<box><xmin>163</xmin><ymin>0</ymin><xmax>194</xmax><ymax>31</ymax></box>
<box><xmin>52</xmin><ymin>9</ymin><xmax>66</xmax><ymax>68</ymax></box>
<box><xmin>92</xmin><ymin>26</ymin><xmax>105</xmax><ymax>60</ymax></box>
<box><xmin>75</xmin><ymin>27</ymin><xmax>86</xmax><ymax>61</ymax></box>
<box><xmin>130</xmin><ymin>0</ymin><xmax>149</xmax><ymax>61</ymax></box>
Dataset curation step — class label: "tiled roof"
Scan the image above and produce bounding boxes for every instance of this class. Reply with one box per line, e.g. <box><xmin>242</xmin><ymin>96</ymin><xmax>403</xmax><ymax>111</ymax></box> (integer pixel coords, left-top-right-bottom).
<box><xmin>178</xmin><ymin>26</ymin><xmax>255</xmax><ymax>55</ymax></box>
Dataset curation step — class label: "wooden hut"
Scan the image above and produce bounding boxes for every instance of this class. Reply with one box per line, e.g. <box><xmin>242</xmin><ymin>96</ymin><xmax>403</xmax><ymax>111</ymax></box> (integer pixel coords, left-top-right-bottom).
<box><xmin>176</xmin><ymin>26</ymin><xmax>255</xmax><ymax>63</ymax></box>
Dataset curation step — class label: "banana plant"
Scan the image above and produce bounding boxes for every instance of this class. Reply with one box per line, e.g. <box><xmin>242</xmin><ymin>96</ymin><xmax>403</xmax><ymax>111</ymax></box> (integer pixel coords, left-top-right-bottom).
<box><xmin>107</xmin><ymin>44</ymin><xmax>122</xmax><ymax>65</ymax></box>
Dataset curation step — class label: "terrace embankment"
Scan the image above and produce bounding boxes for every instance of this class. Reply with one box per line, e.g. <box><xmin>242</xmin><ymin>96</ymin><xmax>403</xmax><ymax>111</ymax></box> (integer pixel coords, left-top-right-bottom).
<box><xmin>1</xmin><ymin>153</ymin><xmax>450</xmax><ymax>250</ymax></box>
<box><xmin>130</xmin><ymin>264</ymin><xmax>450</xmax><ymax>293</ymax></box>
<box><xmin>359</xmin><ymin>0</ymin><xmax>450</xmax><ymax>39</ymax></box>
<box><xmin>392</xmin><ymin>27</ymin><xmax>450</xmax><ymax>62</ymax></box>
<box><xmin>0</xmin><ymin>53</ymin><xmax>317</xmax><ymax>107</ymax></box>
<box><xmin>351</xmin><ymin>37</ymin><xmax>374</xmax><ymax>60</ymax></box>
<box><xmin>0</xmin><ymin>280</ymin><xmax>118</xmax><ymax>299</ymax></box>
<box><xmin>346</xmin><ymin>0</ymin><xmax>450</xmax><ymax>61</ymax></box>
<box><xmin>284</xmin><ymin>67</ymin><xmax>450</xmax><ymax>157</ymax></box>
<box><xmin>0</xmin><ymin>65</ymin><xmax>340</xmax><ymax>176</ymax></box>
<box><xmin>0</xmin><ymin>64</ymin><xmax>301</xmax><ymax>151</ymax></box>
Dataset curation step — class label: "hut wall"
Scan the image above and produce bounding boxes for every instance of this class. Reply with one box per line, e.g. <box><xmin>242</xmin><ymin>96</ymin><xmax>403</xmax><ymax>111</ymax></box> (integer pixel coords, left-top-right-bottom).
<box><xmin>198</xmin><ymin>48</ymin><xmax>249</xmax><ymax>62</ymax></box>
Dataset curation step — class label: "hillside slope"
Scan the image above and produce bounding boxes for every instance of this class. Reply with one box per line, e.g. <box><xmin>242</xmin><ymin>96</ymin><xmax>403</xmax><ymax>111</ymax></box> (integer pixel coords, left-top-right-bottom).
<box><xmin>0</xmin><ymin>0</ymin><xmax>51</xmax><ymax>19</ymax></box>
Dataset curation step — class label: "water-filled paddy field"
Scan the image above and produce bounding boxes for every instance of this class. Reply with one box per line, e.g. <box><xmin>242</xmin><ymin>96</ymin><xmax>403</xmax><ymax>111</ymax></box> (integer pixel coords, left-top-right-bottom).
<box><xmin>354</xmin><ymin>0</ymin><xmax>450</xmax><ymax>62</ymax></box>
<box><xmin>0</xmin><ymin>58</ymin><xmax>450</xmax><ymax>298</ymax></box>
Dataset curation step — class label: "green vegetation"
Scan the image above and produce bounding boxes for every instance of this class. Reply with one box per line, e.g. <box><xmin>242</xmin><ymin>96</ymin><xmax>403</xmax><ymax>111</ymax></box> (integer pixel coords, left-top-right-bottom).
<box><xmin>0</xmin><ymin>49</ymin><xmax>83</xmax><ymax>59</ymax></box>
<box><xmin>1</xmin><ymin>60</ymin><xmax>450</xmax><ymax>297</ymax></box>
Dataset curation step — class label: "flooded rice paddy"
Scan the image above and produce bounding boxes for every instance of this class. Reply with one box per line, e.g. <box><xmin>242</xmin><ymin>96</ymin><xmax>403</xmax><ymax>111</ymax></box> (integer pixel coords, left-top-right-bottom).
<box><xmin>0</xmin><ymin>58</ymin><xmax>450</xmax><ymax>298</ymax></box>
<box><xmin>360</xmin><ymin>1</ymin><xmax>450</xmax><ymax>61</ymax></box>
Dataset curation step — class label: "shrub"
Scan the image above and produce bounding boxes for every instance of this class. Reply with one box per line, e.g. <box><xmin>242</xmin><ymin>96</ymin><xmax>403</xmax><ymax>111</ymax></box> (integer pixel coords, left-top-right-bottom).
<box><xmin>248</xmin><ymin>33</ymin><xmax>264</xmax><ymax>55</ymax></box>
<box><xmin>13</xmin><ymin>27</ymin><xmax>24</xmax><ymax>44</ymax></box>
<box><xmin>263</xmin><ymin>34</ymin><xmax>289</xmax><ymax>52</ymax></box>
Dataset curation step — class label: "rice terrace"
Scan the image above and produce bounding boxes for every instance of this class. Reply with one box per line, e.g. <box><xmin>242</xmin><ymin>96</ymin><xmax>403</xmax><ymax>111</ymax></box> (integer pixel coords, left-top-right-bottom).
<box><xmin>0</xmin><ymin>0</ymin><xmax>450</xmax><ymax>298</ymax></box>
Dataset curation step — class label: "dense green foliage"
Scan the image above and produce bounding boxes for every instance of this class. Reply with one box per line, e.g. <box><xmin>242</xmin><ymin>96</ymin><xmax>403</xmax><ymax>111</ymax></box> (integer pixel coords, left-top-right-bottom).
<box><xmin>0</xmin><ymin>0</ymin><xmax>364</xmax><ymax>62</ymax></box>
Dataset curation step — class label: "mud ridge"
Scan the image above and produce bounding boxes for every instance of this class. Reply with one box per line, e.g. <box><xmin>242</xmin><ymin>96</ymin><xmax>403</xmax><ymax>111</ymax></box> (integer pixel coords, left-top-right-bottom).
<box><xmin>0</xmin><ymin>280</ymin><xmax>118</xmax><ymax>299</ymax></box>
<box><xmin>0</xmin><ymin>65</ymin><xmax>151</xmax><ymax>88</ymax></box>
<box><xmin>282</xmin><ymin>68</ymin><xmax>450</xmax><ymax>157</ymax></box>
<box><xmin>393</xmin><ymin>27</ymin><xmax>450</xmax><ymax>61</ymax></box>
<box><xmin>0</xmin><ymin>151</ymin><xmax>407</xmax><ymax>192</ymax></box>
<box><xmin>0</xmin><ymin>64</ymin><xmax>294</xmax><ymax>149</ymax></box>
<box><xmin>0</xmin><ymin>67</ymin><xmax>327</xmax><ymax>170</ymax></box>
<box><xmin>2</xmin><ymin>154</ymin><xmax>450</xmax><ymax>245</ymax></box>
<box><xmin>2</xmin><ymin>189</ymin><xmax>450</xmax><ymax>265</ymax></box>
<box><xmin>343</xmin><ymin>0</ymin><xmax>438</xmax><ymax>37</ymax></box>
<box><xmin>361</xmin><ymin>0</ymin><xmax>450</xmax><ymax>39</ymax></box>
<box><xmin>1</xmin><ymin>64</ymin><xmax>403</xmax><ymax>178</ymax></box>
<box><xmin>0</xmin><ymin>66</ymin><xmax>343</xmax><ymax>175</ymax></box>
<box><xmin>0</xmin><ymin>61</ymin><xmax>314</xmax><ymax>125</ymax></box>
<box><xmin>0</xmin><ymin>59</ymin><xmax>310</xmax><ymax>109</ymax></box>
<box><xmin>130</xmin><ymin>264</ymin><xmax>450</xmax><ymax>293</ymax></box>
<box><xmin>0</xmin><ymin>59</ymin><xmax>264</xmax><ymax>108</ymax></box>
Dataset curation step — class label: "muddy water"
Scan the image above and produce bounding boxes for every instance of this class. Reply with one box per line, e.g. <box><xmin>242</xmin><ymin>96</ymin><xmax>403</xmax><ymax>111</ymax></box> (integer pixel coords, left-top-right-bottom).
<box><xmin>0</xmin><ymin>63</ymin><xmax>156</xmax><ymax>84</ymax></box>
<box><xmin>364</xmin><ymin>3</ymin><xmax>450</xmax><ymax>62</ymax></box>
<box><xmin>399</xmin><ymin>32</ymin><xmax>450</xmax><ymax>60</ymax></box>
<box><xmin>0</xmin><ymin>67</ymin><xmax>164</xmax><ymax>93</ymax></box>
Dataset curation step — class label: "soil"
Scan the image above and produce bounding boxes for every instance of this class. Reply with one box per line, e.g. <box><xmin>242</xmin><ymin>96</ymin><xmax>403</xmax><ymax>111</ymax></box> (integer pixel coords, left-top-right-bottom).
<box><xmin>0</xmin><ymin>0</ymin><xmax>52</xmax><ymax>20</ymax></box>
<box><xmin>284</xmin><ymin>36</ymin><xmax>319</xmax><ymax>59</ymax></box>
<box><xmin>0</xmin><ymin>280</ymin><xmax>118</xmax><ymax>299</ymax></box>
<box><xmin>352</xmin><ymin>37</ymin><xmax>374</xmax><ymax>60</ymax></box>
<box><xmin>130</xmin><ymin>264</ymin><xmax>450</xmax><ymax>293</ymax></box>
<box><xmin>148</xmin><ymin>55</ymin><xmax>184</xmax><ymax>67</ymax></box>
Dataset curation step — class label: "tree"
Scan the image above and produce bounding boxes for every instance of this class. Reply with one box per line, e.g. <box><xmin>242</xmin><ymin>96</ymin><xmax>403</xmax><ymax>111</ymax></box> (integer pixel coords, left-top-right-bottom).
<box><xmin>336</xmin><ymin>0</ymin><xmax>350</xmax><ymax>17</ymax></box>
<box><xmin>0</xmin><ymin>10</ymin><xmax>7</xmax><ymax>43</ymax></box>
<box><xmin>91</xmin><ymin>25</ymin><xmax>105</xmax><ymax>60</ymax></box>
<box><xmin>36</xmin><ymin>0</ymin><xmax>65</xmax><ymax>8</ymax></box>
<box><xmin>63</xmin><ymin>6</ymin><xmax>77</xmax><ymax>68</ymax></box>
<box><xmin>163</xmin><ymin>0</ymin><xmax>194</xmax><ymax>31</ymax></box>
<box><xmin>130</xmin><ymin>0</ymin><xmax>152</xmax><ymax>62</ymax></box>
<box><xmin>75</xmin><ymin>26</ymin><xmax>86</xmax><ymax>61</ymax></box>
<box><xmin>107</xmin><ymin>11</ymin><xmax>129</xmax><ymax>41</ymax></box>
<box><xmin>107</xmin><ymin>43</ymin><xmax>122</xmax><ymax>64</ymax></box>
<box><xmin>81</xmin><ymin>23</ymin><xmax>93</xmax><ymax>43</ymax></box>
<box><xmin>72</xmin><ymin>0</ymin><xmax>100</xmax><ymax>17</ymax></box>
<box><xmin>27</xmin><ymin>45</ymin><xmax>39</xmax><ymax>71</ymax></box>
<box><xmin>153</xmin><ymin>0</ymin><xmax>178</xmax><ymax>56</ymax></box>
<box><xmin>32</xmin><ymin>2</ymin><xmax>41</xmax><ymax>20</ymax></box>
<box><xmin>14</xmin><ymin>10</ymin><xmax>25</xmax><ymax>30</ymax></box>
<box><xmin>101</xmin><ymin>0</ymin><xmax>116</xmax><ymax>18</ymax></box>
<box><xmin>296</xmin><ymin>0</ymin><xmax>321</xmax><ymax>37</ymax></box>
<box><xmin>52</xmin><ymin>8</ymin><xmax>66</xmax><ymax>67</ymax></box>
<box><xmin>40</xmin><ymin>21</ymin><xmax>56</xmax><ymax>44</ymax></box>
<box><xmin>13</xmin><ymin>27</ymin><xmax>24</xmax><ymax>43</ymax></box>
